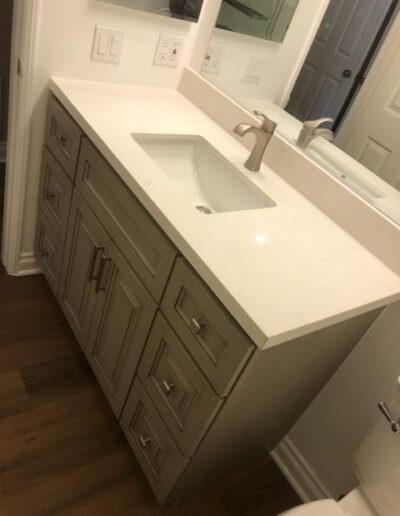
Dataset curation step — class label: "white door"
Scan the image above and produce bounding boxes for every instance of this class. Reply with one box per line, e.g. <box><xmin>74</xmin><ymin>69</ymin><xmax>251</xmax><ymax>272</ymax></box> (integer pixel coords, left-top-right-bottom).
<box><xmin>286</xmin><ymin>0</ymin><xmax>392</xmax><ymax>123</ymax></box>
<box><xmin>337</xmin><ymin>14</ymin><xmax>400</xmax><ymax>190</ymax></box>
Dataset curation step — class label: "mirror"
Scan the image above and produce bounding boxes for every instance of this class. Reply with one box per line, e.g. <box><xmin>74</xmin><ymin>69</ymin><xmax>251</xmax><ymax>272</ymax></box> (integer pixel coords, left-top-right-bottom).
<box><xmin>201</xmin><ymin>0</ymin><xmax>400</xmax><ymax>225</ymax></box>
<box><xmin>99</xmin><ymin>0</ymin><xmax>204</xmax><ymax>22</ymax></box>
<box><xmin>216</xmin><ymin>0</ymin><xmax>300</xmax><ymax>43</ymax></box>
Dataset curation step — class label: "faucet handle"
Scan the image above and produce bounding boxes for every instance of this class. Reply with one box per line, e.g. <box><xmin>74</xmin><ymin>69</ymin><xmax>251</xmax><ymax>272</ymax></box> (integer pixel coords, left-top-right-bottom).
<box><xmin>253</xmin><ymin>111</ymin><xmax>277</xmax><ymax>133</ymax></box>
<box><xmin>303</xmin><ymin>117</ymin><xmax>334</xmax><ymax>129</ymax></box>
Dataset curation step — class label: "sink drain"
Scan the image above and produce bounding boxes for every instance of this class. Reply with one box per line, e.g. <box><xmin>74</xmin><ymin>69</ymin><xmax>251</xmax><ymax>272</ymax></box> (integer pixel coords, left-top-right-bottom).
<box><xmin>195</xmin><ymin>205</ymin><xmax>213</xmax><ymax>215</ymax></box>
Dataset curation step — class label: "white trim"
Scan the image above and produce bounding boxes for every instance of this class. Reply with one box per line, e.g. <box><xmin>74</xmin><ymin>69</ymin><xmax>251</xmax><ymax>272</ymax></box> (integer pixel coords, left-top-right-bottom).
<box><xmin>1</xmin><ymin>0</ymin><xmax>42</xmax><ymax>275</ymax></box>
<box><xmin>271</xmin><ymin>437</ymin><xmax>333</xmax><ymax>503</ymax></box>
<box><xmin>15</xmin><ymin>252</ymin><xmax>41</xmax><ymax>276</ymax></box>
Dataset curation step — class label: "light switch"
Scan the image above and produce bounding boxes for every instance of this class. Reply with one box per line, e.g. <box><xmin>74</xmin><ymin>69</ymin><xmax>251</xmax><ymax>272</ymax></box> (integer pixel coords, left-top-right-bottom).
<box><xmin>92</xmin><ymin>26</ymin><xmax>124</xmax><ymax>64</ymax></box>
<box><xmin>154</xmin><ymin>33</ymin><xmax>184</xmax><ymax>68</ymax></box>
<box><xmin>242</xmin><ymin>57</ymin><xmax>268</xmax><ymax>85</ymax></box>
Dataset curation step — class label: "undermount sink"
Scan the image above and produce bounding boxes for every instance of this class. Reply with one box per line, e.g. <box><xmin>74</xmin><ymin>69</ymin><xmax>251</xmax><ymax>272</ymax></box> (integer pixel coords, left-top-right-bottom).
<box><xmin>132</xmin><ymin>134</ymin><xmax>276</xmax><ymax>214</ymax></box>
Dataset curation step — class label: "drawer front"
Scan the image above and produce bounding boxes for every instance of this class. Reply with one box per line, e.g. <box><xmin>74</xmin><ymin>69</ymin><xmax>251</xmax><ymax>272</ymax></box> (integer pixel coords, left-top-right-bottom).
<box><xmin>45</xmin><ymin>95</ymin><xmax>82</xmax><ymax>180</ymax></box>
<box><xmin>39</xmin><ymin>147</ymin><xmax>73</xmax><ymax>241</ymax></box>
<box><xmin>138</xmin><ymin>313</ymin><xmax>223</xmax><ymax>457</ymax></box>
<box><xmin>120</xmin><ymin>379</ymin><xmax>188</xmax><ymax>504</ymax></box>
<box><xmin>162</xmin><ymin>258</ymin><xmax>254</xmax><ymax>397</ymax></box>
<box><xmin>36</xmin><ymin>210</ymin><xmax>63</xmax><ymax>295</ymax></box>
<box><xmin>76</xmin><ymin>137</ymin><xmax>177</xmax><ymax>302</ymax></box>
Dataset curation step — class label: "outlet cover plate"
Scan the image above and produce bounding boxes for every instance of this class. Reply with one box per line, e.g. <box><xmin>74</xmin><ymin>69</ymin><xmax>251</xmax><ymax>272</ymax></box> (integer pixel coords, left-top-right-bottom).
<box><xmin>154</xmin><ymin>33</ymin><xmax>184</xmax><ymax>68</ymax></box>
<box><xmin>202</xmin><ymin>45</ymin><xmax>226</xmax><ymax>74</ymax></box>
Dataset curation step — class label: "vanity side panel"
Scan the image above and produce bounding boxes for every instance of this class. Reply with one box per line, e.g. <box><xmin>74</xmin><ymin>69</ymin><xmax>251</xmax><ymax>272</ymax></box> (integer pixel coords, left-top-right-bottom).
<box><xmin>173</xmin><ymin>308</ymin><xmax>381</xmax><ymax>501</ymax></box>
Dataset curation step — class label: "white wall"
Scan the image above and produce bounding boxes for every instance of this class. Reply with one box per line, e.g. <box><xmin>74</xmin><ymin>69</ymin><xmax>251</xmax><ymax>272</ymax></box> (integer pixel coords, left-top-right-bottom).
<box><xmin>20</xmin><ymin>0</ymin><xmax>199</xmax><ymax>261</ymax></box>
<box><xmin>282</xmin><ymin>301</ymin><xmax>400</xmax><ymax>498</ymax></box>
<box><xmin>202</xmin><ymin>0</ymin><xmax>329</xmax><ymax>107</ymax></box>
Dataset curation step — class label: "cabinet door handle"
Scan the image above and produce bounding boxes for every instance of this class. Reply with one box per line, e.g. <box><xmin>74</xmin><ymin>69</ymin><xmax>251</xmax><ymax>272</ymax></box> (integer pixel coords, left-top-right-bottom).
<box><xmin>45</xmin><ymin>191</ymin><xmax>56</xmax><ymax>201</ymax></box>
<box><xmin>139</xmin><ymin>435</ymin><xmax>152</xmax><ymax>449</ymax></box>
<box><xmin>162</xmin><ymin>380</ymin><xmax>175</xmax><ymax>395</ymax></box>
<box><xmin>189</xmin><ymin>318</ymin><xmax>203</xmax><ymax>335</ymax></box>
<box><xmin>88</xmin><ymin>246</ymin><xmax>105</xmax><ymax>282</ymax></box>
<box><xmin>55</xmin><ymin>133</ymin><xmax>67</xmax><ymax>146</ymax></box>
<box><xmin>40</xmin><ymin>248</ymin><xmax>49</xmax><ymax>259</ymax></box>
<box><xmin>95</xmin><ymin>255</ymin><xmax>112</xmax><ymax>293</ymax></box>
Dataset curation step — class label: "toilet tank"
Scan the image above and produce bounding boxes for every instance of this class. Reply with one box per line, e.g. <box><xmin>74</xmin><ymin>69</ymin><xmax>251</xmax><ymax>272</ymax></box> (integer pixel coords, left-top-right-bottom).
<box><xmin>352</xmin><ymin>401</ymin><xmax>400</xmax><ymax>516</ymax></box>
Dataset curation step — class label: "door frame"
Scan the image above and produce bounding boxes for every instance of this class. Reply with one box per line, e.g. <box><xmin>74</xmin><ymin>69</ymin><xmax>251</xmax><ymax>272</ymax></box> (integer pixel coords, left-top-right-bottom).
<box><xmin>1</xmin><ymin>0</ymin><xmax>41</xmax><ymax>275</ymax></box>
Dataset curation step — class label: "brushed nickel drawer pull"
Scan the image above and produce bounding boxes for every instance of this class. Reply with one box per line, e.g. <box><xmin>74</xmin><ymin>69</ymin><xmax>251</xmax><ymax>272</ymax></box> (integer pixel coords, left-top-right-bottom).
<box><xmin>162</xmin><ymin>380</ymin><xmax>175</xmax><ymax>395</ymax></box>
<box><xmin>95</xmin><ymin>255</ymin><xmax>112</xmax><ymax>293</ymax></box>
<box><xmin>189</xmin><ymin>318</ymin><xmax>203</xmax><ymax>335</ymax></box>
<box><xmin>45</xmin><ymin>191</ymin><xmax>56</xmax><ymax>201</ymax></box>
<box><xmin>139</xmin><ymin>435</ymin><xmax>152</xmax><ymax>449</ymax></box>
<box><xmin>88</xmin><ymin>246</ymin><xmax>105</xmax><ymax>282</ymax></box>
<box><xmin>55</xmin><ymin>133</ymin><xmax>67</xmax><ymax>146</ymax></box>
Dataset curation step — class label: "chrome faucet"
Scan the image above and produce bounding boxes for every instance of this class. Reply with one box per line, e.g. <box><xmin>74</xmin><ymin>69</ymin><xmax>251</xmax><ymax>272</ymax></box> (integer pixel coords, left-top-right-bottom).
<box><xmin>296</xmin><ymin>117</ymin><xmax>334</xmax><ymax>150</ymax></box>
<box><xmin>233</xmin><ymin>111</ymin><xmax>277</xmax><ymax>172</ymax></box>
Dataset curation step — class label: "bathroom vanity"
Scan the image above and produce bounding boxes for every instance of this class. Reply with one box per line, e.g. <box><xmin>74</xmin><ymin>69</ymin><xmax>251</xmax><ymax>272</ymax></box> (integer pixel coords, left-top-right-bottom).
<box><xmin>35</xmin><ymin>78</ymin><xmax>400</xmax><ymax>504</ymax></box>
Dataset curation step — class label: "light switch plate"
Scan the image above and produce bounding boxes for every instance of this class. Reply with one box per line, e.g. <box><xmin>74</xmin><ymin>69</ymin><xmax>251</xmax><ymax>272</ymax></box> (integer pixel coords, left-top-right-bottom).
<box><xmin>242</xmin><ymin>57</ymin><xmax>268</xmax><ymax>84</ymax></box>
<box><xmin>92</xmin><ymin>25</ymin><xmax>124</xmax><ymax>64</ymax></box>
<box><xmin>154</xmin><ymin>33</ymin><xmax>184</xmax><ymax>68</ymax></box>
<box><xmin>202</xmin><ymin>45</ymin><xmax>225</xmax><ymax>74</ymax></box>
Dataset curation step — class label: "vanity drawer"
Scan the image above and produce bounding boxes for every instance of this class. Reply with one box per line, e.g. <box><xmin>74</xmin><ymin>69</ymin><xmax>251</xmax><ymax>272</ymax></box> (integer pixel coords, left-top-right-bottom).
<box><xmin>39</xmin><ymin>147</ymin><xmax>73</xmax><ymax>241</ymax></box>
<box><xmin>162</xmin><ymin>258</ymin><xmax>254</xmax><ymax>397</ymax></box>
<box><xmin>120</xmin><ymin>379</ymin><xmax>188</xmax><ymax>504</ymax></box>
<box><xmin>45</xmin><ymin>95</ymin><xmax>83</xmax><ymax>180</ymax></box>
<box><xmin>36</xmin><ymin>210</ymin><xmax>63</xmax><ymax>295</ymax></box>
<box><xmin>76</xmin><ymin>137</ymin><xmax>177</xmax><ymax>302</ymax></box>
<box><xmin>138</xmin><ymin>313</ymin><xmax>223</xmax><ymax>457</ymax></box>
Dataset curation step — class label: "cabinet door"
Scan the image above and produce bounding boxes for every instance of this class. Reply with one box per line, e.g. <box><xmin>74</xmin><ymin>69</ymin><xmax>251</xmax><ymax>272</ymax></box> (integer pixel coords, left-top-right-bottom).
<box><xmin>59</xmin><ymin>191</ymin><xmax>110</xmax><ymax>348</ymax></box>
<box><xmin>86</xmin><ymin>241</ymin><xmax>157</xmax><ymax>417</ymax></box>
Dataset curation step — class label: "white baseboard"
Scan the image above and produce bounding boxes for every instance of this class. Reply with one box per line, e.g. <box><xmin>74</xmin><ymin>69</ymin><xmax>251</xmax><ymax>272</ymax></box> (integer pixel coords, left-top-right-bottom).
<box><xmin>0</xmin><ymin>141</ymin><xmax>6</xmax><ymax>163</ymax></box>
<box><xmin>271</xmin><ymin>437</ymin><xmax>333</xmax><ymax>503</ymax></box>
<box><xmin>15</xmin><ymin>252</ymin><xmax>42</xmax><ymax>276</ymax></box>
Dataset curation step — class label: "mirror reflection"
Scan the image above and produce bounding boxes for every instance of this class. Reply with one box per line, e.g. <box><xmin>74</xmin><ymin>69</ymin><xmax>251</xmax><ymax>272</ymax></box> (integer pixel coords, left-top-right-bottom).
<box><xmin>201</xmin><ymin>0</ymin><xmax>400</xmax><ymax>225</ymax></box>
<box><xmin>216</xmin><ymin>0</ymin><xmax>300</xmax><ymax>43</ymax></box>
<box><xmin>99</xmin><ymin>0</ymin><xmax>204</xmax><ymax>22</ymax></box>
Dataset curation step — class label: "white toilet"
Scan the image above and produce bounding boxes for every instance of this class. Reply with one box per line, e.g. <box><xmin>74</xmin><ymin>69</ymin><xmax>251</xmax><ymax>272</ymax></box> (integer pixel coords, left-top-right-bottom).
<box><xmin>278</xmin><ymin>398</ymin><xmax>400</xmax><ymax>516</ymax></box>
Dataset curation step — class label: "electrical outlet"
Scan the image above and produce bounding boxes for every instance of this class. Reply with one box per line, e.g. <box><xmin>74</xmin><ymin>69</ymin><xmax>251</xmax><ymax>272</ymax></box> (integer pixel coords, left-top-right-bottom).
<box><xmin>92</xmin><ymin>26</ymin><xmax>124</xmax><ymax>64</ymax></box>
<box><xmin>154</xmin><ymin>33</ymin><xmax>184</xmax><ymax>68</ymax></box>
<box><xmin>242</xmin><ymin>57</ymin><xmax>268</xmax><ymax>84</ymax></box>
<box><xmin>202</xmin><ymin>45</ymin><xmax>225</xmax><ymax>74</ymax></box>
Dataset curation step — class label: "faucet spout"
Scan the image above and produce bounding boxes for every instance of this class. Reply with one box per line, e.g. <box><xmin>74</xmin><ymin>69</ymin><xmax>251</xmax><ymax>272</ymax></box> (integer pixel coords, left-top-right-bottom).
<box><xmin>233</xmin><ymin>123</ymin><xmax>255</xmax><ymax>137</ymax></box>
<box><xmin>297</xmin><ymin>118</ymin><xmax>334</xmax><ymax>149</ymax></box>
<box><xmin>233</xmin><ymin>112</ymin><xmax>277</xmax><ymax>172</ymax></box>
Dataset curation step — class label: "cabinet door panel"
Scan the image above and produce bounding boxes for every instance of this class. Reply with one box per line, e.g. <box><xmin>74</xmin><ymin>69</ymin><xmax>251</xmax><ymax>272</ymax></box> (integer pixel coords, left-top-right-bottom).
<box><xmin>139</xmin><ymin>313</ymin><xmax>223</xmax><ymax>457</ymax></box>
<box><xmin>59</xmin><ymin>191</ymin><xmax>110</xmax><ymax>348</ymax></box>
<box><xmin>45</xmin><ymin>95</ymin><xmax>83</xmax><ymax>180</ymax></box>
<box><xmin>120</xmin><ymin>379</ymin><xmax>188</xmax><ymax>504</ymax></box>
<box><xmin>39</xmin><ymin>147</ymin><xmax>73</xmax><ymax>241</ymax></box>
<box><xmin>87</xmin><ymin>241</ymin><xmax>157</xmax><ymax>416</ymax></box>
<box><xmin>35</xmin><ymin>210</ymin><xmax>63</xmax><ymax>295</ymax></box>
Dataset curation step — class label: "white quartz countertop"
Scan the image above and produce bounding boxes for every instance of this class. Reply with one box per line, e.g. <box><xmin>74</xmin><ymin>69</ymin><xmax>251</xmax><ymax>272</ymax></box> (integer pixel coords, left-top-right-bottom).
<box><xmin>50</xmin><ymin>78</ymin><xmax>400</xmax><ymax>350</ymax></box>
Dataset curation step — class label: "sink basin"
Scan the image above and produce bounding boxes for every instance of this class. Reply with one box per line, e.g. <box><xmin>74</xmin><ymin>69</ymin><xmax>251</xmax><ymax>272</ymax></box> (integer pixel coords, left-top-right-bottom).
<box><xmin>132</xmin><ymin>134</ymin><xmax>276</xmax><ymax>214</ymax></box>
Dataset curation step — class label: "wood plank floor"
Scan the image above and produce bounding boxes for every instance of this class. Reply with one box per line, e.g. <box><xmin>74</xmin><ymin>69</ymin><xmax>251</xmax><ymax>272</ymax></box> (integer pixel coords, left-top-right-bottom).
<box><xmin>0</xmin><ymin>267</ymin><xmax>301</xmax><ymax>515</ymax></box>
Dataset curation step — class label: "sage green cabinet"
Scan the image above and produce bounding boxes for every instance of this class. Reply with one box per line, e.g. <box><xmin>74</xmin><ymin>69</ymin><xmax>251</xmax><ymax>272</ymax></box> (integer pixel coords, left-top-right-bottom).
<box><xmin>59</xmin><ymin>191</ymin><xmax>110</xmax><ymax>348</ymax></box>
<box><xmin>37</xmin><ymin>94</ymin><xmax>381</xmax><ymax>507</ymax></box>
<box><xmin>86</xmin><ymin>240</ymin><xmax>157</xmax><ymax>417</ymax></box>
